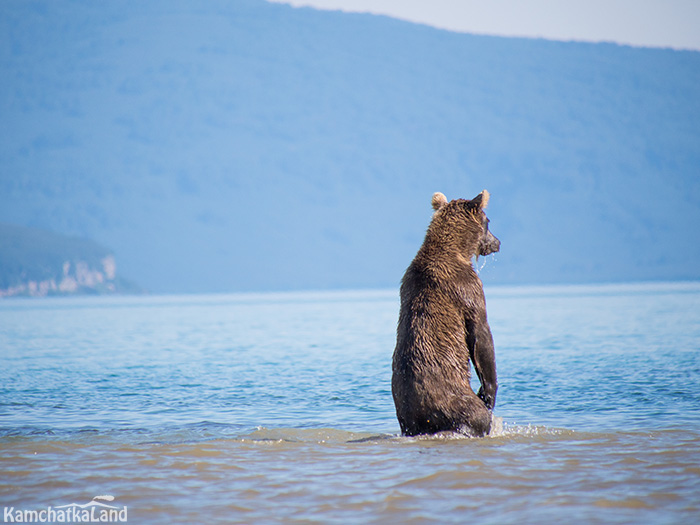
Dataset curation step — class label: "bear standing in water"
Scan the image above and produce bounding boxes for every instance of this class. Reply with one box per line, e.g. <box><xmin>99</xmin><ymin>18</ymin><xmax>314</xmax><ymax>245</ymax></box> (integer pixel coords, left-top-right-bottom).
<box><xmin>392</xmin><ymin>191</ymin><xmax>500</xmax><ymax>437</ymax></box>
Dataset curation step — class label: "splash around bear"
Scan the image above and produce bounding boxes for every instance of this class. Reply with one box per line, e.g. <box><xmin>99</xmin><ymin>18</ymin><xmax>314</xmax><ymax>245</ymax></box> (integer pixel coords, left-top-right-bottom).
<box><xmin>392</xmin><ymin>190</ymin><xmax>500</xmax><ymax>437</ymax></box>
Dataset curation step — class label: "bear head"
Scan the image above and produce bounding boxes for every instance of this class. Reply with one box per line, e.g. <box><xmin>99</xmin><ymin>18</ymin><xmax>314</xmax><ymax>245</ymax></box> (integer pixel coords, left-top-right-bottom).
<box><xmin>428</xmin><ymin>190</ymin><xmax>500</xmax><ymax>259</ymax></box>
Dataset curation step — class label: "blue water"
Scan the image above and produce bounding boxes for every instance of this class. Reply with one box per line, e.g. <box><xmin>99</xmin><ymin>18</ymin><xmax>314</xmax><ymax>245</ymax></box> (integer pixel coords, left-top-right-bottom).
<box><xmin>1</xmin><ymin>283</ymin><xmax>699</xmax><ymax>523</ymax></box>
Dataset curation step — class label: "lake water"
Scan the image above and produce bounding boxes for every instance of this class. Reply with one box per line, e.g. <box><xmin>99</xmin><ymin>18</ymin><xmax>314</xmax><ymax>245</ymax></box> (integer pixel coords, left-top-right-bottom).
<box><xmin>1</xmin><ymin>282</ymin><xmax>699</xmax><ymax>523</ymax></box>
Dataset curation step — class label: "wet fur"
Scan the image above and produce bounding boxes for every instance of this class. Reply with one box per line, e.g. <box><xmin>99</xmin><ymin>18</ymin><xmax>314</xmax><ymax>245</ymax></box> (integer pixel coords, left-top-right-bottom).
<box><xmin>392</xmin><ymin>191</ymin><xmax>499</xmax><ymax>437</ymax></box>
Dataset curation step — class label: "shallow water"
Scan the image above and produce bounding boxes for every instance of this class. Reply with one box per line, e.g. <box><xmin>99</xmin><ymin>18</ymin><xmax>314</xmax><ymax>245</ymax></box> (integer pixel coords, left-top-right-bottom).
<box><xmin>1</xmin><ymin>283</ymin><xmax>699</xmax><ymax>523</ymax></box>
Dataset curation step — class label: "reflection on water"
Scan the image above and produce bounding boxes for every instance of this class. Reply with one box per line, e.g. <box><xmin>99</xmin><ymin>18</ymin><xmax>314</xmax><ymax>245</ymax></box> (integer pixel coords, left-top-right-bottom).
<box><xmin>1</xmin><ymin>283</ymin><xmax>699</xmax><ymax>522</ymax></box>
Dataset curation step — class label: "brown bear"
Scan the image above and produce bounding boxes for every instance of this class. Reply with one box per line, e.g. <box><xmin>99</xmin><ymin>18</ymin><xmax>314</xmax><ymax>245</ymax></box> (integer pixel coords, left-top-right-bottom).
<box><xmin>392</xmin><ymin>190</ymin><xmax>500</xmax><ymax>437</ymax></box>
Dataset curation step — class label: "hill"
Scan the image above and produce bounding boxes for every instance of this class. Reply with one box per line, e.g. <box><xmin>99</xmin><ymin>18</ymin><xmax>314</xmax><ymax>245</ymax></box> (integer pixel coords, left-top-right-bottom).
<box><xmin>1</xmin><ymin>0</ymin><xmax>699</xmax><ymax>293</ymax></box>
<box><xmin>0</xmin><ymin>223</ymin><xmax>139</xmax><ymax>297</ymax></box>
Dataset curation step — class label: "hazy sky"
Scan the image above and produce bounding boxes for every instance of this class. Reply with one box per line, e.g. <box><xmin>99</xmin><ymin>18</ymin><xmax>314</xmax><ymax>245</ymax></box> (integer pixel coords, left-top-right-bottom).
<box><xmin>268</xmin><ymin>0</ymin><xmax>700</xmax><ymax>51</ymax></box>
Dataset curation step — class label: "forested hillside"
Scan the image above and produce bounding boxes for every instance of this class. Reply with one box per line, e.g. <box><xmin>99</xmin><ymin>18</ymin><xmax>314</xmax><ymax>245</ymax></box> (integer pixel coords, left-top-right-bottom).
<box><xmin>1</xmin><ymin>0</ymin><xmax>698</xmax><ymax>293</ymax></box>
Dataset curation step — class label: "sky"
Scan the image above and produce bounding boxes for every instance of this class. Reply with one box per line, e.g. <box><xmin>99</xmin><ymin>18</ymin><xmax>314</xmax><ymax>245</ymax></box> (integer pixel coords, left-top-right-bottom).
<box><xmin>268</xmin><ymin>0</ymin><xmax>700</xmax><ymax>51</ymax></box>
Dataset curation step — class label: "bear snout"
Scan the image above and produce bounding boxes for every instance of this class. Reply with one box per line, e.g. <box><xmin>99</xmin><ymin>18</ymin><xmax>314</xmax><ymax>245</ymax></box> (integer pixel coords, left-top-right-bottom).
<box><xmin>480</xmin><ymin>231</ymin><xmax>500</xmax><ymax>256</ymax></box>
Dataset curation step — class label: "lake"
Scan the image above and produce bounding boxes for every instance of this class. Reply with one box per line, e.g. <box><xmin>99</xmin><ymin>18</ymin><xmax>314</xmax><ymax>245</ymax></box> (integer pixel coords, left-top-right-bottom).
<box><xmin>1</xmin><ymin>282</ymin><xmax>699</xmax><ymax>523</ymax></box>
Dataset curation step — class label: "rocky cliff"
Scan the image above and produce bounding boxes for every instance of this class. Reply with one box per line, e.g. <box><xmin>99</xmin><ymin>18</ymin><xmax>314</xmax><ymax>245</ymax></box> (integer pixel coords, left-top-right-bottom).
<box><xmin>0</xmin><ymin>224</ymin><xmax>139</xmax><ymax>298</ymax></box>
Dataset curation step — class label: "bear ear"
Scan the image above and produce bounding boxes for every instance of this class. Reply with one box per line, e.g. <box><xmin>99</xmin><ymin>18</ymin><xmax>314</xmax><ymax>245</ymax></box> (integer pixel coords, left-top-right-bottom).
<box><xmin>472</xmin><ymin>190</ymin><xmax>490</xmax><ymax>210</ymax></box>
<box><xmin>432</xmin><ymin>192</ymin><xmax>448</xmax><ymax>211</ymax></box>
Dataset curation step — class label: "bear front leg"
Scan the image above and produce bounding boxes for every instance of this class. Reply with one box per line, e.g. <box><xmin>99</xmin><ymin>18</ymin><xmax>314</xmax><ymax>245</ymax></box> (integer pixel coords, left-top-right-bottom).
<box><xmin>469</xmin><ymin>322</ymin><xmax>498</xmax><ymax>410</ymax></box>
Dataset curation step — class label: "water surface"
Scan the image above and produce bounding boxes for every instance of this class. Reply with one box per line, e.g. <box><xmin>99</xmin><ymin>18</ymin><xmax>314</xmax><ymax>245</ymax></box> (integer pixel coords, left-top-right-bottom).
<box><xmin>1</xmin><ymin>283</ymin><xmax>699</xmax><ymax>523</ymax></box>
